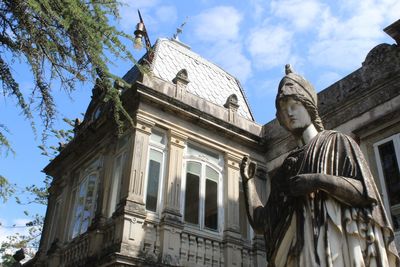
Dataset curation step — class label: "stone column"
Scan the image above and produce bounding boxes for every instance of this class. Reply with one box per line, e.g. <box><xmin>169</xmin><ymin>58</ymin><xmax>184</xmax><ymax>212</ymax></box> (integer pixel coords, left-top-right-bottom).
<box><xmin>252</xmin><ymin>235</ymin><xmax>267</xmax><ymax>267</ymax></box>
<box><xmin>126</xmin><ymin>114</ymin><xmax>155</xmax><ymax>209</ymax></box>
<box><xmin>159</xmin><ymin>129</ymin><xmax>187</xmax><ymax>266</ymax></box>
<box><xmin>162</xmin><ymin>129</ymin><xmax>187</xmax><ymax>220</ymax></box>
<box><xmin>224</xmin><ymin>153</ymin><xmax>241</xmax><ymax>232</ymax></box>
<box><xmin>119</xmin><ymin>114</ymin><xmax>154</xmax><ymax>258</ymax></box>
<box><xmin>223</xmin><ymin>152</ymin><xmax>242</xmax><ymax>266</ymax></box>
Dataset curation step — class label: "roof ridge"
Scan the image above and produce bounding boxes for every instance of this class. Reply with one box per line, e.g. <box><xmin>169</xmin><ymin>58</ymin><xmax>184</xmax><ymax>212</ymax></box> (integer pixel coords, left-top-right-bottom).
<box><xmin>233</xmin><ymin>77</ymin><xmax>255</xmax><ymax>121</ymax></box>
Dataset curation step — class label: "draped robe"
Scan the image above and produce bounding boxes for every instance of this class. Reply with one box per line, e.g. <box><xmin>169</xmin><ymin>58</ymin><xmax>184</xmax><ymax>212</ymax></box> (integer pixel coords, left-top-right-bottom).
<box><xmin>249</xmin><ymin>130</ymin><xmax>399</xmax><ymax>267</ymax></box>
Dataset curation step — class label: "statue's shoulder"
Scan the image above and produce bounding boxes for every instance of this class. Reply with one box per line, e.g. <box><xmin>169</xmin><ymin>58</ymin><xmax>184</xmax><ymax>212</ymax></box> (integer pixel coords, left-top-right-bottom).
<box><xmin>319</xmin><ymin>130</ymin><xmax>359</xmax><ymax>148</ymax></box>
<box><xmin>320</xmin><ymin>130</ymin><xmax>350</xmax><ymax>139</ymax></box>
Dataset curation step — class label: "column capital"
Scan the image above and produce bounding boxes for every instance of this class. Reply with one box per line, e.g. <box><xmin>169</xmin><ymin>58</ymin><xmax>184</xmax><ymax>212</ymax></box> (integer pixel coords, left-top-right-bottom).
<box><xmin>225</xmin><ymin>152</ymin><xmax>242</xmax><ymax>171</ymax></box>
<box><xmin>135</xmin><ymin>114</ymin><xmax>155</xmax><ymax>135</ymax></box>
<box><xmin>168</xmin><ymin>129</ymin><xmax>187</xmax><ymax>149</ymax></box>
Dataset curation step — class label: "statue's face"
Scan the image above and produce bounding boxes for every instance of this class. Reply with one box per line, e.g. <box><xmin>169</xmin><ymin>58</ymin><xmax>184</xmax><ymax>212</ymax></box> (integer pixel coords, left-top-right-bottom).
<box><xmin>278</xmin><ymin>96</ymin><xmax>312</xmax><ymax>133</ymax></box>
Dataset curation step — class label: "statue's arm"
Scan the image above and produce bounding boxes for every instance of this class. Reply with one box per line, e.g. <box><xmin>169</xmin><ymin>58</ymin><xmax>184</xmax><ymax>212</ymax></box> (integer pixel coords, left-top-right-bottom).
<box><xmin>286</xmin><ymin>173</ymin><xmax>375</xmax><ymax>207</ymax></box>
<box><xmin>240</xmin><ymin>157</ymin><xmax>266</xmax><ymax>234</ymax></box>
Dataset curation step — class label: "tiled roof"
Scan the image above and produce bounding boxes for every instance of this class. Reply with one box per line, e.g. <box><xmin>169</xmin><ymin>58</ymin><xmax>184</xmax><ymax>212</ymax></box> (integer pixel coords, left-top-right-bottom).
<box><xmin>125</xmin><ymin>38</ymin><xmax>254</xmax><ymax>121</ymax></box>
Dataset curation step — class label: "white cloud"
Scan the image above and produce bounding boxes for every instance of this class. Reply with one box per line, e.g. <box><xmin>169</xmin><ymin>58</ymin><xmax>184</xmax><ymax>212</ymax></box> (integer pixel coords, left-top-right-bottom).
<box><xmin>119</xmin><ymin>0</ymin><xmax>159</xmax><ymax>31</ymax></box>
<box><xmin>155</xmin><ymin>6</ymin><xmax>177</xmax><ymax>24</ymax></box>
<box><xmin>251</xmin><ymin>77</ymin><xmax>281</xmax><ymax>97</ymax></box>
<box><xmin>307</xmin><ymin>0</ymin><xmax>399</xmax><ymax>71</ymax></box>
<box><xmin>249</xmin><ymin>0</ymin><xmax>266</xmax><ymax>20</ymax></box>
<box><xmin>315</xmin><ymin>71</ymin><xmax>342</xmax><ymax>90</ymax></box>
<box><xmin>317</xmin><ymin>4</ymin><xmax>383</xmax><ymax>40</ymax></box>
<box><xmin>247</xmin><ymin>25</ymin><xmax>293</xmax><ymax>69</ymax></box>
<box><xmin>0</xmin><ymin>218</ymin><xmax>38</xmax><ymax>262</ymax></box>
<box><xmin>208</xmin><ymin>42</ymin><xmax>252</xmax><ymax>82</ymax></box>
<box><xmin>383</xmin><ymin>0</ymin><xmax>400</xmax><ymax>22</ymax></box>
<box><xmin>270</xmin><ymin>0</ymin><xmax>324</xmax><ymax>30</ymax></box>
<box><xmin>193</xmin><ymin>6</ymin><xmax>242</xmax><ymax>42</ymax></box>
<box><xmin>309</xmin><ymin>39</ymin><xmax>378</xmax><ymax>71</ymax></box>
<box><xmin>190</xmin><ymin>6</ymin><xmax>252</xmax><ymax>82</ymax></box>
<box><xmin>0</xmin><ymin>218</ymin><xmax>30</xmax><ymax>243</ymax></box>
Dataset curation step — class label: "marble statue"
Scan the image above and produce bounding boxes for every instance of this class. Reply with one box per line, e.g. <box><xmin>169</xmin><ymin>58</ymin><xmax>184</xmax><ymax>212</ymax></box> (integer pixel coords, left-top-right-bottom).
<box><xmin>241</xmin><ymin>65</ymin><xmax>399</xmax><ymax>266</ymax></box>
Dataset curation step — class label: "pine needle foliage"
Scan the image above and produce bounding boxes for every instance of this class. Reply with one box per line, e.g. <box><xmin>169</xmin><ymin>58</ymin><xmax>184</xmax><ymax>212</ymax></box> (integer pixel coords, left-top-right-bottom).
<box><xmin>0</xmin><ymin>2</ymin><xmax>138</xmax><ymax>260</ymax></box>
<box><xmin>0</xmin><ymin>0</ymin><xmax>136</xmax><ymax>147</ymax></box>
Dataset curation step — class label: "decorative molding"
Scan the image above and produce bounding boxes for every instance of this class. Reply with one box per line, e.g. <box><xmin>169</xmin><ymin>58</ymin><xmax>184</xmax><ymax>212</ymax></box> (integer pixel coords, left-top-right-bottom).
<box><xmin>169</xmin><ymin>129</ymin><xmax>187</xmax><ymax>149</ymax></box>
<box><xmin>135</xmin><ymin>113</ymin><xmax>155</xmax><ymax>135</ymax></box>
<box><xmin>172</xmin><ymin>69</ymin><xmax>190</xmax><ymax>100</ymax></box>
<box><xmin>225</xmin><ymin>153</ymin><xmax>242</xmax><ymax>171</ymax></box>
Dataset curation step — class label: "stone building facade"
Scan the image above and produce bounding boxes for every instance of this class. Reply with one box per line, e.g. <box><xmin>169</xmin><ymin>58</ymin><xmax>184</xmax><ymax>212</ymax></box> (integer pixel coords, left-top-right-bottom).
<box><xmin>29</xmin><ymin>20</ymin><xmax>400</xmax><ymax>266</ymax></box>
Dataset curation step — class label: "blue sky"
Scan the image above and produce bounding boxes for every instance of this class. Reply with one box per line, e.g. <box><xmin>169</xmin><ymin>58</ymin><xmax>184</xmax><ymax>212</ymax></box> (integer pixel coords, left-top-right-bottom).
<box><xmin>1</xmin><ymin>0</ymin><xmax>399</xmax><ymax>244</ymax></box>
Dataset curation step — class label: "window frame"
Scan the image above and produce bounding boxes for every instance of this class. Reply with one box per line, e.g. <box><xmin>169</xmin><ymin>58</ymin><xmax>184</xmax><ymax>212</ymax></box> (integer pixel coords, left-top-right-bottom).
<box><xmin>182</xmin><ymin>144</ymin><xmax>223</xmax><ymax>234</ymax></box>
<box><xmin>68</xmin><ymin>160</ymin><xmax>100</xmax><ymax>240</ymax></box>
<box><xmin>108</xmin><ymin>134</ymin><xmax>129</xmax><ymax>217</ymax></box>
<box><xmin>373</xmin><ymin>133</ymin><xmax>400</xmax><ymax>229</ymax></box>
<box><xmin>143</xmin><ymin>129</ymin><xmax>167</xmax><ymax>216</ymax></box>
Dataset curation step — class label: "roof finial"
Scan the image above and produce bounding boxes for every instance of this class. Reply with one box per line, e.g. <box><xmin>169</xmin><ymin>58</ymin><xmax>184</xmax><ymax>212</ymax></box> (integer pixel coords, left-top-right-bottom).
<box><xmin>285</xmin><ymin>64</ymin><xmax>294</xmax><ymax>75</ymax></box>
<box><xmin>173</xmin><ymin>17</ymin><xmax>189</xmax><ymax>41</ymax></box>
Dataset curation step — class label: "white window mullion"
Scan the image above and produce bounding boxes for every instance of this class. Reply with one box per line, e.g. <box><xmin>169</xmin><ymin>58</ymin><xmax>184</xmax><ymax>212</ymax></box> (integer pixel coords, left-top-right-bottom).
<box><xmin>181</xmin><ymin>161</ymin><xmax>187</xmax><ymax>218</ymax></box>
<box><xmin>374</xmin><ymin>141</ymin><xmax>391</xmax><ymax>212</ymax></box>
<box><xmin>218</xmin><ymin>173</ymin><xmax>223</xmax><ymax>233</ymax></box>
<box><xmin>199</xmin><ymin>164</ymin><xmax>205</xmax><ymax>229</ymax></box>
<box><xmin>157</xmin><ymin>148</ymin><xmax>165</xmax><ymax>215</ymax></box>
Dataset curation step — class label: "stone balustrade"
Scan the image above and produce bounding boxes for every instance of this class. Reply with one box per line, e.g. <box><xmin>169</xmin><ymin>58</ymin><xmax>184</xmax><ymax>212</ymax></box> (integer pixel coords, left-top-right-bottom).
<box><xmin>60</xmin><ymin>234</ymin><xmax>89</xmax><ymax>267</ymax></box>
<box><xmin>179</xmin><ymin>231</ymin><xmax>223</xmax><ymax>267</ymax></box>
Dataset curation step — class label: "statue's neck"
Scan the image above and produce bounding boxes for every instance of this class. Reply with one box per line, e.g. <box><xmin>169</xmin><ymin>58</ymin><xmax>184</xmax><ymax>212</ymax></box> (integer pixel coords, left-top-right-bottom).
<box><xmin>297</xmin><ymin>124</ymin><xmax>318</xmax><ymax>147</ymax></box>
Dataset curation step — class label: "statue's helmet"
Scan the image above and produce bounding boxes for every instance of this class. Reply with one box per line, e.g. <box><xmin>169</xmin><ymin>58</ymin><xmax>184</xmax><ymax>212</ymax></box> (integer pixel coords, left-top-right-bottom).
<box><xmin>275</xmin><ymin>64</ymin><xmax>324</xmax><ymax>132</ymax></box>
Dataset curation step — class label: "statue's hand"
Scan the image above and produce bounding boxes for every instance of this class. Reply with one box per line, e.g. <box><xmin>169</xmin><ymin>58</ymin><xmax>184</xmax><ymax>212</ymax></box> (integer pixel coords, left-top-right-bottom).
<box><xmin>285</xmin><ymin>173</ymin><xmax>322</xmax><ymax>196</ymax></box>
<box><xmin>240</xmin><ymin>156</ymin><xmax>257</xmax><ymax>182</ymax></box>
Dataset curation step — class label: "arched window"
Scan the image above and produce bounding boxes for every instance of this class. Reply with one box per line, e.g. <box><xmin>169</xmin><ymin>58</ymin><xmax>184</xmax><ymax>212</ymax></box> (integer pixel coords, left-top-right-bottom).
<box><xmin>183</xmin><ymin>145</ymin><xmax>222</xmax><ymax>231</ymax></box>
